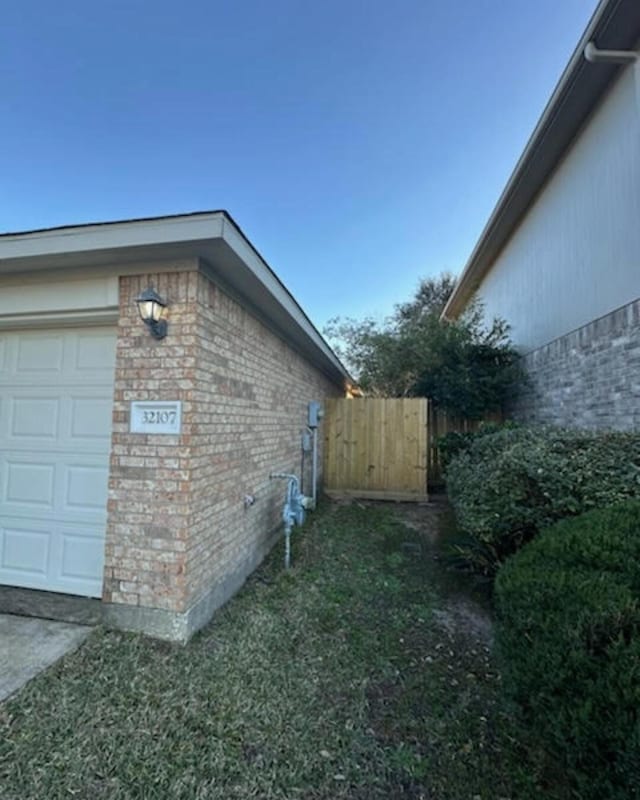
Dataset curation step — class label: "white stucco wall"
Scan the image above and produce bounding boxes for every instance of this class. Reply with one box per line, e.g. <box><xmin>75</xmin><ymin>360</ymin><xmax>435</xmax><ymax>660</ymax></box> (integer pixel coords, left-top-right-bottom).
<box><xmin>478</xmin><ymin>61</ymin><xmax>640</xmax><ymax>353</ymax></box>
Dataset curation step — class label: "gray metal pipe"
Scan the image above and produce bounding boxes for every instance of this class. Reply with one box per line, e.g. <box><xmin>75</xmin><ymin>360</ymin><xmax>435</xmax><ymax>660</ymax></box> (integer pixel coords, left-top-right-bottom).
<box><xmin>311</xmin><ymin>426</ymin><xmax>318</xmax><ymax>509</ymax></box>
<box><xmin>270</xmin><ymin>472</ymin><xmax>310</xmax><ymax>568</ymax></box>
<box><xmin>584</xmin><ymin>41</ymin><xmax>638</xmax><ymax>64</ymax></box>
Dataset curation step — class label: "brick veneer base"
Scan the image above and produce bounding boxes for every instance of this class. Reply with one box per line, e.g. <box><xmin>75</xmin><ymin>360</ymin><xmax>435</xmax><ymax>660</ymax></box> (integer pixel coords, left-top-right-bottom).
<box><xmin>103</xmin><ymin>523</ymin><xmax>281</xmax><ymax>642</ymax></box>
<box><xmin>509</xmin><ymin>297</ymin><xmax>640</xmax><ymax>430</ymax></box>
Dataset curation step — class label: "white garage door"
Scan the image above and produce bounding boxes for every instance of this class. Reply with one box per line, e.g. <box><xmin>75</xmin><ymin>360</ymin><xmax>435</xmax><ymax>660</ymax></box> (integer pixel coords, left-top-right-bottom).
<box><xmin>0</xmin><ymin>327</ymin><xmax>116</xmax><ymax>597</ymax></box>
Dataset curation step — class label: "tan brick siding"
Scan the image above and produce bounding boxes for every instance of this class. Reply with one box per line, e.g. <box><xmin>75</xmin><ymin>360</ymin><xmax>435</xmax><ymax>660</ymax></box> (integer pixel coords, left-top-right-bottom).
<box><xmin>104</xmin><ymin>266</ymin><xmax>343</xmax><ymax>617</ymax></box>
<box><xmin>185</xmin><ymin>272</ymin><xmax>341</xmax><ymax>608</ymax></box>
<box><xmin>104</xmin><ymin>270</ymin><xmax>198</xmax><ymax>613</ymax></box>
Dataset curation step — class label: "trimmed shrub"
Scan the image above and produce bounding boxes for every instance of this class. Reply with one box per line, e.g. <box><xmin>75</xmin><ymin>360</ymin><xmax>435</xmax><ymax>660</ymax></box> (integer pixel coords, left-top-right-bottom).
<box><xmin>495</xmin><ymin>503</ymin><xmax>640</xmax><ymax>798</ymax></box>
<box><xmin>446</xmin><ymin>426</ymin><xmax>640</xmax><ymax>575</ymax></box>
<box><xmin>436</xmin><ymin>421</ymin><xmax>513</xmax><ymax>473</ymax></box>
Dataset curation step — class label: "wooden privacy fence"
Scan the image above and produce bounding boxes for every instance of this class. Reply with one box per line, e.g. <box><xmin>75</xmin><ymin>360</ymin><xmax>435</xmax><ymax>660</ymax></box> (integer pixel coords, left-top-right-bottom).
<box><xmin>427</xmin><ymin>407</ymin><xmax>503</xmax><ymax>486</ymax></box>
<box><xmin>323</xmin><ymin>398</ymin><xmax>503</xmax><ymax>500</ymax></box>
<box><xmin>324</xmin><ymin>397</ymin><xmax>429</xmax><ymax>502</ymax></box>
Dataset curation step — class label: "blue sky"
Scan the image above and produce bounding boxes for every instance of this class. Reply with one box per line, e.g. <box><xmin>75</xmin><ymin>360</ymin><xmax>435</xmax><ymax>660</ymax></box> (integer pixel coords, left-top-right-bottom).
<box><xmin>1</xmin><ymin>0</ymin><xmax>598</xmax><ymax>330</ymax></box>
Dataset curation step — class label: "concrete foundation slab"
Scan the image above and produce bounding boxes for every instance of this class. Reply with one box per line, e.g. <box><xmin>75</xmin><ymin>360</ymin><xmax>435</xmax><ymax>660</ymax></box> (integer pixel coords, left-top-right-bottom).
<box><xmin>0</xmin><ymin>614</ymin><xmax>92</xmax><ymax>703</ymax></box>
<box><xmin>0</xmin><ymin>586</ymin><xmax>101</xmax><ymax>625</ymax></box>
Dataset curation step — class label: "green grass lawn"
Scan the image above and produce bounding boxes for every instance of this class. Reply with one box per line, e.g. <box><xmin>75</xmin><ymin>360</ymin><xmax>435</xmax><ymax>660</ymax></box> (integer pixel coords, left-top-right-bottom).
<box><xmin>1</xmin><ymin>503</ymin><xmax>548</xmax><ymax>799</ymax></box>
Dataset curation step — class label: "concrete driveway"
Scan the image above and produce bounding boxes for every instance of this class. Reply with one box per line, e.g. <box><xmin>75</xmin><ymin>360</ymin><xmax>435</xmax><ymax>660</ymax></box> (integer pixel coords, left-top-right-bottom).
<box><xmin>0</xmin><ymin>614</ymin><xmax>92</xmax><ymax>703</ymax></box>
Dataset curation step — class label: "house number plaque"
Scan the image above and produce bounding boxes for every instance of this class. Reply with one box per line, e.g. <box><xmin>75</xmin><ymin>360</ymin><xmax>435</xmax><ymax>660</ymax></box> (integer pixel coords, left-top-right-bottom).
<box><xmin>130</xmin><ymin>401</ymin><xmax>182</xmax><ymax>435</ymax></box>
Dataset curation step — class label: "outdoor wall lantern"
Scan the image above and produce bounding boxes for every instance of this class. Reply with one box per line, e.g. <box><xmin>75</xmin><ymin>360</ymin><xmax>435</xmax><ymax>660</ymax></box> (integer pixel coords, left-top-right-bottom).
<box><xmin>135</xmin><ymin>287</ymin><xmax>168</xmax><ymax>340</ymax></box>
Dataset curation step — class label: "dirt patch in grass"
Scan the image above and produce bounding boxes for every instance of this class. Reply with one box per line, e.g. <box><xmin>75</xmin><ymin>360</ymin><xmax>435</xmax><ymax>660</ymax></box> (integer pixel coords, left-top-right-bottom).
<box><xmin>0</xmin><ymin>501</ymin><xmax>555</xmax><ymax>799</ymax></box>
<box><xmin>388</xmin><ymin>496</ymin><xmax>494</xmax><ymax>642</ymax></box>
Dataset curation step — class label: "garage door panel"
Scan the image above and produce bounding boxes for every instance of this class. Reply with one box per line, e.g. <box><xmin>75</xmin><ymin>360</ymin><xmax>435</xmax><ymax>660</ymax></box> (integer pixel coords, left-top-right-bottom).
<box><xmin>74</xmin><ymin>330</ymin><xmax>117</xmax><ymax>375</ymax></box>
<box><xmin>1</xmin><ymin>329</ymin><xmax>115</xmax><ymax>382</ymax></box>
<box><xmin>70</xmin><ymin>395</ymin><xmax>114</xmax><ymax>443</ymax></box>
<box><xmin>63</xmin><ymin>464</ymin><xmax>110</xmax><ymax>513</ymax></box>
<box><xmin>0</xmin><ymin>521</ymin><xmax>103</xmax><ymax>596</ymax></box>
<box><xmin>5</xmin><ymin>461</ymin><xmax>55</xmax><ymax>508</ymax></box>
<box><xmin>1</xmin><ymin>453</ymin><xmax>59</xmax><ymax>514</ymax></box>
<box><xmin>60</xmin><ymin>531</ymin><xmax>104</xmax><ymax>585</ymax></box>
<box><xmin>1</xmin><ymin>390</ymin><xmax>113</xmax><ymax>452</ymax></box>
<box><xmin>9</xmin><ymin>396</ymin><xmax>60</xmax><ymax>440</ymax></box>
<box><xmin>16</xmin><ymin>334</ymin><xmax>65</xmax><ymax>373</ymax></box>
<box><xmin>1</xmin><ymin>453</ymin><xmax>109</xmax><ymax>522</ymax></box>
<box><xmin>0</xmin><ymin>326</ymin><xmax>115</xmax><ymax>598</ymax></box>
<box><xmin>0</xmin><ymin>524</ymin><xmax>51</xmax><ymax>577</ymax></box>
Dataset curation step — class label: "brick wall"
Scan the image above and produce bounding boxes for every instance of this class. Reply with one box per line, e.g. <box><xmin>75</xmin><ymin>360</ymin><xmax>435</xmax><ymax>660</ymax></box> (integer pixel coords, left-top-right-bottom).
<box><xmin>104</xmin><ymin>269</ymin><xmax>198</xmax><ymax>615</ymax></box>
<box><xmin>186</xmin><ymin>271</ymin><xmax>340</xmax><ymax>613</ymax></box>
<box><xmin>509</xmin><ymin>297</ymin><xmax>640</xmax><ymax>430</ymax></box>
<box><xmin>104</xmin><ymin>265</ymin><xmax>342</xmax><ymax>638</ymax></box>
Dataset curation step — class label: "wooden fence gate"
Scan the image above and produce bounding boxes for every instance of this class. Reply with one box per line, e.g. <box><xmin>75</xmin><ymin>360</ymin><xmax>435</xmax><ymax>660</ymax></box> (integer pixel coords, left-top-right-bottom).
<box><xmin>324</xmin><ymin>397</ymin><xmax>428</xmax><ymax>502</ymax></box>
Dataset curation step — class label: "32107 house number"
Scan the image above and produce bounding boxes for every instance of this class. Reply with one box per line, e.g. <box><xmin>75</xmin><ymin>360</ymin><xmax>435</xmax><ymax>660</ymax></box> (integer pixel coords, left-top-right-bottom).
<box><xmin>141</xmin><ymin>409</ymin><xmax>177</xmax><ymax>425</ymax></box>
<box><xmin>130</xmin><ymin>401</ymin><xmax>182</xmax><ymax>435</ymax></box>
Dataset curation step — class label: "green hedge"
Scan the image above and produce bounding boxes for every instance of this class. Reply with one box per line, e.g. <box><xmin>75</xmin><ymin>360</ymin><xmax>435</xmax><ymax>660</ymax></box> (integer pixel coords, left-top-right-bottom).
<box><xmin>446</xmin><ymin>426</ymin><xmax>640</xmax><ymax>575</ymax></box>
<box><xmin>436</xmin><ymin>421</ymin><xmax>512</xmax><ymax>473</ymax></box>
<box><xmin>495</xmin><ymin>503</ymin><xmax>640</xmax><ymax>798</ymax></box>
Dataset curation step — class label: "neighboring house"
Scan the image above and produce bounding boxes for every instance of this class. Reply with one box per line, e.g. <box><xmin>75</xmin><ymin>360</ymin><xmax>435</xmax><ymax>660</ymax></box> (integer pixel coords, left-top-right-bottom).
<box><xmin>0</xmin><ymin>211</ymin><xmax>350</xmax><ymax>641</ymax></box>
<box><xmin>442</xmin><ymin>0</ymin><xmax>640</xmax><ymax>430</ymax></box>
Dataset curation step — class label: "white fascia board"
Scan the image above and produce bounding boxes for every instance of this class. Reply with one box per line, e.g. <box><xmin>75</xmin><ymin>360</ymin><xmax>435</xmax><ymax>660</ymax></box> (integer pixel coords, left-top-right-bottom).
<box><xmin>0</xmin><ymin>213</ymin><xmax>225</xmax><ymax>261</ymax></box>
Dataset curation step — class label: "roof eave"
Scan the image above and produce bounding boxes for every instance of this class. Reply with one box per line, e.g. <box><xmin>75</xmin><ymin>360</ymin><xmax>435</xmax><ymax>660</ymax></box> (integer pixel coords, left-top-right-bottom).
<box><xmin>0</xmin><ymin>211</ymin><xmax>352</xmax><ymax>387</ymax></box>
<box><xmin>442</xmin><ymin>0</ymin><xmax>640</xmax><ymax>320</ymax></box>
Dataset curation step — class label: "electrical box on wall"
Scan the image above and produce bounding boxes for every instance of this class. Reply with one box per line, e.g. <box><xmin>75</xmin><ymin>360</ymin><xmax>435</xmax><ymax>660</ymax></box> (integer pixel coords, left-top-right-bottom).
<box><xmin>301</xmin><ymin>430</ymin><xmax>313</xmax><ymax>452</ymax></box>
<box><xmin>307</xmin><ymin>401</ymin><xmax>323</xmax><ymax>429</ymax></box>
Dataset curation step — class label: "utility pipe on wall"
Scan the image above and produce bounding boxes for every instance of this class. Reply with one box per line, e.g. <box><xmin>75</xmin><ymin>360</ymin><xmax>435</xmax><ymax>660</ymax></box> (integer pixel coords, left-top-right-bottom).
<box><xmin>269</xmin><ymin>472</ymin><xmax>311</xmax><ymax>568</ymax></box>
<box><xmin>584</xmin><ymin>41</ymin><xmax>638</xmax><ymax>64</ymax></box>
<box><xmin>311</xmin><ymin>426</ymin><xmax>318</xmax><ymax>509</ymax></box>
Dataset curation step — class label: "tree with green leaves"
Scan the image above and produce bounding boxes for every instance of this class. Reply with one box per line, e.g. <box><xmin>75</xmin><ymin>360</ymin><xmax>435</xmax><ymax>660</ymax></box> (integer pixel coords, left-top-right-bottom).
<box><xmin>324</xmin><ymin>273</ymin><xmax>522</xmax><ymax>419</ymax></box>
